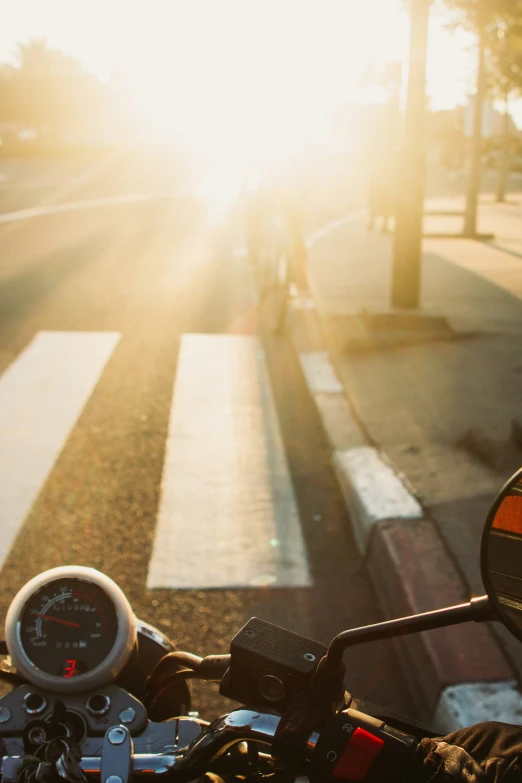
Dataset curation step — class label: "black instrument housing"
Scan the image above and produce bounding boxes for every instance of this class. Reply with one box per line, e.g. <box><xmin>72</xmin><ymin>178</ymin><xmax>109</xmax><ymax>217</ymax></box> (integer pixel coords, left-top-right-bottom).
<box><xmin>116</xmin><ymin>619</ymin><xmax>191</xmax><ymax>719</ymax></box>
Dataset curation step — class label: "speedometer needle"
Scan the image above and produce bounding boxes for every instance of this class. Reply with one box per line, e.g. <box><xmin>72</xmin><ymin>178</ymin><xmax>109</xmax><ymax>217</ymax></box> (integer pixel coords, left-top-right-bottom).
<box><xmin>35</xmin><ymin>613</ymin><xmax>80</xmax><ymax>629</ymax></box>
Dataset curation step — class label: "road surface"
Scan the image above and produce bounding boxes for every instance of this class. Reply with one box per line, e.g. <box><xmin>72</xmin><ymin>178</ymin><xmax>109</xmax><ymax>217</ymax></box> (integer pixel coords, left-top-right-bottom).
<box><xmin>0</xmin><ymin>155</ymin><xmax>419</xmax><ymax>721</ymax></box>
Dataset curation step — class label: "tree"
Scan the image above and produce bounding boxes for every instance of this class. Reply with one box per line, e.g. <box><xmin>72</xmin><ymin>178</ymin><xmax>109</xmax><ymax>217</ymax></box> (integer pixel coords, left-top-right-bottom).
<box><xmin>487</xmin><ymin>18</ymin><xmax>522</xmax><ymax>199</ymax></box>
<box><xmin>445</xmin><ymin>0</ymin><xmax>522</xmax><ymax>229</ymax></box>
<box><xmin>0</xmin><ymin>39</ymin><xmax>109</xmax><ymax>143</ymax></box>
<box><xmin>14</xmin><ymin>39</ymin><xmax>82</xmax><ymax>75</ymax></box>
<box><xmin>0</xmin><ymin>65</ymin><xmax>16</xmax><ymax>124</ymax></box>
<box><xmin>391</xmin><ymin>0</ymin><xmax>431</xmax><ymax>309</ymax></box>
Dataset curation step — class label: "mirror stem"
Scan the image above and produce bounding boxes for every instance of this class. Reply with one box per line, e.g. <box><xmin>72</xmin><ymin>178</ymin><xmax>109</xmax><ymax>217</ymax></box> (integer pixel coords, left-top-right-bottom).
<box><xmin>327</xmin><ymin>596</ymin><xmax>492</xmax><ymax>666</ymax></box>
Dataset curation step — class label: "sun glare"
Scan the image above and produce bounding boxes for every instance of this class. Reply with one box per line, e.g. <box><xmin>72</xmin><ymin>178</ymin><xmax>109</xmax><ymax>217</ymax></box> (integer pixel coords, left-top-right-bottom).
<box><xmin>68</xmin><ymin>0</ymin><xmax>409</xmax><ymax>165</ymax></box>
<box><xmin>138</xmin><ymin>0</ymin><xmax>407</xmax><ymax>163</ymax></box>
<box><xmin>0</xmin><ymin>0</ymin><xmax>488</xmax><ymax>165</ymax></box>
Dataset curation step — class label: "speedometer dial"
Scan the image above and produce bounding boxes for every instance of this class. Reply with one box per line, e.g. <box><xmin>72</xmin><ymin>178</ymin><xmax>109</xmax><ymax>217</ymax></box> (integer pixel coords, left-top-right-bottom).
<box><xmin>20</xmin><ymin>579</ymin><xmax>118</xmax><ymax>677</ymax></box>
<box><xmin>6</xmin><ymin>567</ymin><xmax>136</xmax><ymax>693</ymax></box>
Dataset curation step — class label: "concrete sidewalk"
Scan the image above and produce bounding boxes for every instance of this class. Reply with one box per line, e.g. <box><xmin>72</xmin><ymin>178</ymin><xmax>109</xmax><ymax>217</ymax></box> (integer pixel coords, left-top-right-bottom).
<box><xmin>296</xmin><ymin>196</ymin><xmax>522</xmax><ymax>725</ymax></box>
<box><xmin>423</xmin><ymin>193</ymin><xmax>522</xmax><ymax>258</ymax></box>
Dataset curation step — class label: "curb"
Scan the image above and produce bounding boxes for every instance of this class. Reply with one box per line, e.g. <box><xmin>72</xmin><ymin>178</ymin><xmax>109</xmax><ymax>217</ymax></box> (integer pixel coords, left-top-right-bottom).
<box><xmin>288</xmin><ymin>300</ymin><xmax>522</xmax><ymax>731</ymax></box>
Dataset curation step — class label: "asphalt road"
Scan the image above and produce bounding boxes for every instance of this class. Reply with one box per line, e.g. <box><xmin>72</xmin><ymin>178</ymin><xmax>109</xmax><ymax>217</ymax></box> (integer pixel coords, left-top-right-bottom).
<box><xmin>0</xmin><ymin>160</ymin><xmax>419</xmax><ymax>722</ymax></box>
<box><xmin>0</xmin><ymin>146</ymin><xmax>191</xmax><ymax>214</ymax></box>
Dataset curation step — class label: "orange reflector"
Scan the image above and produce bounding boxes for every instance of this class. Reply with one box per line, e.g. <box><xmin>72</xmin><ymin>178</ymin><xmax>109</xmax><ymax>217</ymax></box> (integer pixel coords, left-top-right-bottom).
<box><xmin>493</xmin><ymin>495</ymin><xmax>522</xmax><ymax>535</ymax></box>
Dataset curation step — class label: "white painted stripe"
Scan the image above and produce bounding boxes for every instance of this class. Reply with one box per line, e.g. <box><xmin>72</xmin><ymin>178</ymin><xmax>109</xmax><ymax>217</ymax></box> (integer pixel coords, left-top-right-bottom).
<box><xmin>333</xmin><ymin>447</ymin><xmax>423</xmax><ymax>553</ymax></box>
<box><xmin>147</xmin><ymin>334</ymin><xmax>311</xmax><ymax>589</ymax></box>
<box><xmin>289</xmin><ymin>291</ymin><xmax>316</xmax><ymax>310</ymax></box>
<box><xmin>0</xmin><ymin>331</ymin><xmax>120</xmax><ymax>569</ymax></box>
<box><xmin>299</xmin><ymin>352</ymin><xmax>343</xmax><ymax>394</ymax></box>
<box><xmin>305</xmin><ymin>209</ymin><xmax>367</xmax><ymax>248</ymax></box>
<box><xmin>0</xmin><ymin>194</ymin><xmax>160</xmax><ymax>224</ymax></box>
<box><xmin>232</xmin><ymin>210</ymin><xmax>366</xmax><ymax>264</ymax></box>
<box><xmin>434</xmin><ymin>682</ymin><xmax>522</xmax><ymax>731</ymax></box>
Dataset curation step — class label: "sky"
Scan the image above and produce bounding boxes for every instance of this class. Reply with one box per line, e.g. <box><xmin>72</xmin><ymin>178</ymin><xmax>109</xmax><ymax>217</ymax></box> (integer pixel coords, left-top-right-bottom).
<box><xmin>0</xmin><ymin>0</ymin><xmax>507</xmax><ymax>158</ymax></box>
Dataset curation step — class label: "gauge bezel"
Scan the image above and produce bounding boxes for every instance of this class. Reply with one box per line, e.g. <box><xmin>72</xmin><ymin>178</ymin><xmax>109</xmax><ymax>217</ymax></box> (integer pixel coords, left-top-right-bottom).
<box><xmin>5</xmin><ymin>566</ymin><xmax>136</xmax><ymax>693</ymax></box>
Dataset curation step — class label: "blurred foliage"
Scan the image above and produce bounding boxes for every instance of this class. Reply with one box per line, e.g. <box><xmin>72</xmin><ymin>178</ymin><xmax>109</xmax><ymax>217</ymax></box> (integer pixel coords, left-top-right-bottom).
<box><xmin>488</xmin><ymin>18</ymin><xmax>522</xmax><ymax>96</ymax></box>
<box><xmin>446</xmin><ymin>0</ymin><xmax>522</xmax><ymax>95</ymax></box>
<box><xmin>0</xmin><ymin>39</ymin><xmax>120</xmax><ymax>148</ymax></box>
<box><xmin>446</xmin><ymin>0</ymin><xmax>522</xmax><ymax>28</ymax></box>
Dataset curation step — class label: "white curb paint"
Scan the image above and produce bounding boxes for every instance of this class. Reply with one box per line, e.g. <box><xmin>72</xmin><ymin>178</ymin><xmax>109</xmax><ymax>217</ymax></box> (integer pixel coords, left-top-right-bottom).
<box><xmin>434</xmin><ymin>682</ymin><xmax>522</xmax><ymax>732</ymax></box>
<box><xmin>299</xmin><ymin>352</ymin><xmax>343</xmax><ymax>394</ymax></box>
<box><xmin>0</xmin><ymin>331</ymin><xmax>120</xmax><ymax>569</ymax></box>
<box><xmin>0</xmin><ymin>194</ymin><xmax>160</xmax><ymax>224</ymax></box>
<box><xmin>147</xmin><ymin>334</ymin><xmax>311</xmax><ymax>589</ymax></box>
<box><xmin>333</xmin><ymin>447</ymin><xmax>423</xmax><ymax>553</ymax></box>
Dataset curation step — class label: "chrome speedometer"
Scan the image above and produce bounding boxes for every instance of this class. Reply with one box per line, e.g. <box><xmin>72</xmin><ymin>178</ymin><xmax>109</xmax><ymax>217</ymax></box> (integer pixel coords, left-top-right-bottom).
<box><xmin>20</xmin><ymin>579</ymin><xmax>118</xmax><ymax>677</ymax></box>
<box><xmin>6</xmin><ymin>567</ymin><xmax>136</xmax><ymax>693</ymax></box>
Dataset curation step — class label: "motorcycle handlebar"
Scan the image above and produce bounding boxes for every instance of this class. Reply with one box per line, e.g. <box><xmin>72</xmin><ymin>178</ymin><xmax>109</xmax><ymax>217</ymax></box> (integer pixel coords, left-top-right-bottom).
<box><xmin>0</xmin><ymin>707</ymin><xmax>415</xmax><ymax>783</ymax></box>
<box><xmin>2</xmin><ymin>710</ymin><xmax>318</xmax><ymax>783</ymax></box>
<box><xmin>172</xmin><ymin>709</ymin><xmax>319</xmax><ymax>776</ymax></box>
<box><xmin>89</xmin><ymin>710</ymin><xmax>286</xmax><ymax>776</ymax></box>
<box><xmin>174</xmin><ymin>709</ymin><xmax>282</xmax><ymax>773</ymax></box>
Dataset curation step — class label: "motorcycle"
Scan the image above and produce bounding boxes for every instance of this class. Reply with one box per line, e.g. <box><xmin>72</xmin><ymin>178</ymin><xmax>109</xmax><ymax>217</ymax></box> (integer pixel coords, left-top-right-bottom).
<box><xmin>0</xmin><ymin>468</ymin><xmax>521</xmax><ymax>783</ymax></box>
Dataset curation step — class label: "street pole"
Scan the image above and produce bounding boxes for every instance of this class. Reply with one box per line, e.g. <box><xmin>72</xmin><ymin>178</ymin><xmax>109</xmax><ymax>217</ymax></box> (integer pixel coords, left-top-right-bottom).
<box><xmin>391</xmin><ymin>0</ymin><xmax>431</xmax><ymax>310</ymax></box>
<box><xmin>463</xmin><ymin>14</ymin><xmax>487</xmax><ymax>236</ymax></box>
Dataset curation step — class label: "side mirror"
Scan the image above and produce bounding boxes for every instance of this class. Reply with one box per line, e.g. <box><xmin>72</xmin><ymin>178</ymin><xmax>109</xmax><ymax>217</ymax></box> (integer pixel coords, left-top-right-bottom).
<box><xmin>481</xmin><ymin>467</ymin><xmax>522</xmax><ymax>641</ymax></box>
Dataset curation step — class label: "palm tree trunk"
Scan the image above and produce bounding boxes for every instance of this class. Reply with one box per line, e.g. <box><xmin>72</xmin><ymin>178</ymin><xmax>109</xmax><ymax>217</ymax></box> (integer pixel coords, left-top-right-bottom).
<box><xmin>496</xmin><ymin>92</ymin><xmax>510</xmax><ymax>203</ymax></box>
<box><xmin>464</xmin><ymin>15</ymin><xmax>487</xmax><ymax>237</ymax></box>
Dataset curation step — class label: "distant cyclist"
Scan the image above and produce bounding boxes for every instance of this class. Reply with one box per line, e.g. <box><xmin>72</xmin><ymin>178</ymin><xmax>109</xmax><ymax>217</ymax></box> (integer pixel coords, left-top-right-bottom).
<box><xmin>244</xmin><ymin>166</ymin><xmax>308</xmax><ymax>292</ymax></box>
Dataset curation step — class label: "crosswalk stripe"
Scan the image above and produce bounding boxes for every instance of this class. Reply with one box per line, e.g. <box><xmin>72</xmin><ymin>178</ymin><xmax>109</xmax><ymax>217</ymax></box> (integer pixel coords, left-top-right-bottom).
<box><xmin>0</xmin><ymin>331</ymin><xmax>120</xmax><ymax>570</ymax></box>
<box><xmin>147</xmin><ymin>334</ymin><xmax>312</xmax><ymax>589</ymax></box>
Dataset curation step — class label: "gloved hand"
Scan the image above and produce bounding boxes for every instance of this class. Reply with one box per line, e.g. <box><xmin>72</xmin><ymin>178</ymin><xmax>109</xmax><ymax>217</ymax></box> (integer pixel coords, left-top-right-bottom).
<box><xmin>407</xmin><ymin>721</ymin><xmax>521</xmax><ymax>783</ymax></box>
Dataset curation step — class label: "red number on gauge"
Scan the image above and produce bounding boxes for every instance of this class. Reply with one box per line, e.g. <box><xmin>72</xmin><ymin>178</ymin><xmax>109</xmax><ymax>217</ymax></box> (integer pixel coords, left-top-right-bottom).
<box><xmin>63</xmin><ymin>659</ymin><xmax>77</xmax><ymax>678</ymax></box>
